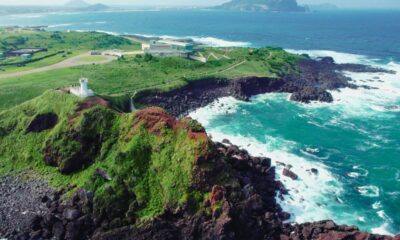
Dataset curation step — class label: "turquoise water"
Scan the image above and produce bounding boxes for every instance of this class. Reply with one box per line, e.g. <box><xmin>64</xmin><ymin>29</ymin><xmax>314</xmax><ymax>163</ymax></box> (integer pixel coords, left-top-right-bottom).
<box><xmin>1</xmin><ymin>9</ymin><xmax>399</xmax><ymax>235</ymax></box>
<box><xmin>190</xmin><ymin>52</ymin><xmax>400</xmax><ymax>235</ymax></box>
<box><xmin>0</xmin><ymin>10</ymin><xmax>399</xmax><ymax>61</ymax></box>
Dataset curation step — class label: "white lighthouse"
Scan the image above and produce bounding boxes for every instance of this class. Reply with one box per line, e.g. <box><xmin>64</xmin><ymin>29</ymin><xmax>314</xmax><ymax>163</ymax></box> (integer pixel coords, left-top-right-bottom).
<box><xmin>69</xmin><ymin>78</ymin><xmax>94</xmax><ymax>98</ymax></box>
<box><xmin>79</xmin><ymin>78</ymin><xmax>90</xmax><ymax>97</ymax></box>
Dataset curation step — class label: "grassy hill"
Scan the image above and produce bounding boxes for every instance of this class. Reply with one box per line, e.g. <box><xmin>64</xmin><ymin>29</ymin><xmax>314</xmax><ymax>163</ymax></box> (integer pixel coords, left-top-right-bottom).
<box><xmin>0</xmin><ymin>91</ymin><xmax>213</xmax><ymax>220</ymax></box>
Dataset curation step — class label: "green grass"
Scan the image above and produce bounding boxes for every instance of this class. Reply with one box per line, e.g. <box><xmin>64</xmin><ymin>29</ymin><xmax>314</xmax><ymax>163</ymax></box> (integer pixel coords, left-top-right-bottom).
<box><xmin>0</xmin><ymin>91</ymin><xmax>211</xmax><ymax>221</ymax></box>
<box><xmin>0</xmin><ymin>47</ymin><xmax>304</xmax><ymax>112</ymax></box>
<box><xmin>0</xmin><ymin>30</ymin><xmax>141</xmax><ymax>74</ymax></box>
<box><xmin>77</xmin><ymin>55</ymin><xmax>108</xmax><ymax>62</ymax></box>
<box><xmin>0</xmin><ymin>30</ymin><xmax>306</xmax><ymax>224</ymax></box>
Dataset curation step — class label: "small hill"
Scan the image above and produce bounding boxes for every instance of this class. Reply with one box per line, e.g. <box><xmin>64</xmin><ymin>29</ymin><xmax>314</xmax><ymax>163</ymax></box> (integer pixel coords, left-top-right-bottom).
<box><xmin>81</xmin><ymin>3</ymin><xmax>110</xmax><ymax>11</ymax></box>
<box><xmin>215</xmin><ymin>0</ymin><xmax>307</xmax><ymax>12</ymax></box>
<box><xmin>64</xmin><ymin>0</ymin><xmax>90</xmax><ymax>9</ymax></box>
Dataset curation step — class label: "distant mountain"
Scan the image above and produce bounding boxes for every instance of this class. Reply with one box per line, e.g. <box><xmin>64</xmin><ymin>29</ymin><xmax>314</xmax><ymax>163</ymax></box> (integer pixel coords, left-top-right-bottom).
<box><xmin>81</xmin><ymin>3</ymin><xmax>110</xmax><ymax>11</ymax></box>
<box><xmin>215</xmin><ymin>0</ymin><xmax>307</xmax><ymax>12</ymax></box>
<box><xmin>64</xmin><ymin>0</ymin><xmax>110</xmax><ymax>11</ymax></box>
<box><xmin>64</xmin><ymin>0</ymin><xmax>90</xmax><ymax>9</ymax></box>
<box><xmin>306</xmin><ymin>3</ymin><xmax>338</xmax><ymax>11</ymax></box>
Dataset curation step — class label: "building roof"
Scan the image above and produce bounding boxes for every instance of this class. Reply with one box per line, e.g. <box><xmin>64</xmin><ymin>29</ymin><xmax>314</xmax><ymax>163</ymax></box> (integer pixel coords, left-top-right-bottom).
<box><xmin>157</xmin><ymin>40</ymin><xmax>193</xmax><ymax>47</ymax></box>
<box><xmin>6</xmin><ymin>48</ymin><xmax>47</xmax><ymax>55</ymax></box>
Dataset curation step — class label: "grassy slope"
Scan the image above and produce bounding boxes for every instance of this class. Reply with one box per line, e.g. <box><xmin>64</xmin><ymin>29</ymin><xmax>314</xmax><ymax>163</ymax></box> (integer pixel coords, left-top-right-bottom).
<box><xmin>0</xmin><ymin>46</ymin><xmax>303</xmax><ymax>111</ymax></box>
<box><xmin>0</xmin><ymin>91</ymin><xmax>210</xmax><ymax>220</ymax></box>
<box><xmin>0</xmin><ymin>30</ymin><xmax>140</xmax><ymax>73</ymax></box>
<box><xmin>0</xmin><ymin>31</ymin><xmax>303</xmax><ymax>222</ymax></box>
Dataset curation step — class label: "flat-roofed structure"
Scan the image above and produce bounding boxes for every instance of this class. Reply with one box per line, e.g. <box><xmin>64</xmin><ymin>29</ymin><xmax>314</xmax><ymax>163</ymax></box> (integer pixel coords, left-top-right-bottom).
<box><xmin>5</xmin><ymin>48</ymin><xmax>47</xmax><ymax>56</ymax></box>
<box><xmin>157</xmin><ymin>39</ymin><xmax>194</xmax><ymax>52</ymax></box>
<box><xmin>142</xmin><ymin>39</ymin><xmax>197</xmax><ymax>58</ymax></box>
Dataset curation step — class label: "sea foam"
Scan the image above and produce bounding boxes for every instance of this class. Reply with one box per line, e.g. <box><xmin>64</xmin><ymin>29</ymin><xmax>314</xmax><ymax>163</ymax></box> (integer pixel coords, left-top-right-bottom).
<box><xmin>189</xmin><ymin>96</ymin><xmax>346</xmax><ymax>224</ymax></box>
<box><xmin>188</xmin><ymin>49</ymin><xmax>399</xmax><ymax>235</ymax></box>
<box><xmin>134</xmin><ymin>33</ymin><xmax>251</xmax><ymax>47</ymax></box>
<box><xmin>287</xmin><ymin>50</ymin><xmax>400</xmax><ymax>121</ymax></box>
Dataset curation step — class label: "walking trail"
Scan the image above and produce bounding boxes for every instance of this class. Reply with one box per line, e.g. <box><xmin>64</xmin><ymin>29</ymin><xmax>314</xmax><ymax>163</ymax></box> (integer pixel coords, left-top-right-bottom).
<box><xmin>0</xmin><ymin>52</ymin><xmax>117</xmax><ymax>80</ymax></box>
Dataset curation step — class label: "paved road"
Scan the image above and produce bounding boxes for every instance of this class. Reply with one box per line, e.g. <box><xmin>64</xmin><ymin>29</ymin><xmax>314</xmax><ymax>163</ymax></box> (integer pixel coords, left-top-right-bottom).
<box><xmin>0</xmin><ymin>52</ymin><xmax>117</xmax><ymax>80</ymax></box>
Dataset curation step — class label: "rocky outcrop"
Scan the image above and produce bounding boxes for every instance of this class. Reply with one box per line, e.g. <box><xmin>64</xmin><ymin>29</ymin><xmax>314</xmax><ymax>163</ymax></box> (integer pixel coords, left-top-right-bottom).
<box><xmin>136</xmin><ymin>57</ymin><xmax>389</xmax><ymax>116</ymax></box>
<box><xmin>290</xmin><ymin>87</ymin><xmax>333</xmax><ymax>103</ymax></box>
<box><xmin>281</xmin><ymin>220</ymin><xmax>400</xmax><ymax>240</ymax></box>
<box><xmin>20</xmin><ymin>141</ymin><xmax>285</xmax><ymax>239</ymax></box>
<box><xmin>18</xmin><ymin>140</ymin><xmax>399</xmax><ymax>240</ymax></box>
<box><xmin>282</xmin><ymin>167</ymin><xmax>298</xmax><ymax>180</ymax></box>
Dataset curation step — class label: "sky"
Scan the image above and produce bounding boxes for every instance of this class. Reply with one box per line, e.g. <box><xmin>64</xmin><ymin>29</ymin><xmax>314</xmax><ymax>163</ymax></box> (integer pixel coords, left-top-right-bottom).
<box><xmin>0</xmin><ymin>0</ymin><xmax>400</xmax><ymax>9</ymax></box>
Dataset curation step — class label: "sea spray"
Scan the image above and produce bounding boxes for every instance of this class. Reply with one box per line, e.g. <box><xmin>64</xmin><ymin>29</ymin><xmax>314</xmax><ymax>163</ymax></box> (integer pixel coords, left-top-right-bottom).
<box><xmin>188</xmin><ymin>50</ymin><xmax>400</xmax><ymax>234</ymax></box>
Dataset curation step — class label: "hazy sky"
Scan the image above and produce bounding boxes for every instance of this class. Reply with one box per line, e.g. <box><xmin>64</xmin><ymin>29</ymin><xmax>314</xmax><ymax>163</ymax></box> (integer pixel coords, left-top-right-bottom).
<box><xmin>1</xmin><ymin>0</ymin><xmax>400</xmax><ymax>9</ymax></box>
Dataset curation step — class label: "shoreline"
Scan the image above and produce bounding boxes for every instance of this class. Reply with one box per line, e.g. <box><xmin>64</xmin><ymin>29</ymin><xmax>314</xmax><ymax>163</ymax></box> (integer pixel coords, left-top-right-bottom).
<box><xmin>0</xmin><ymin>28</ymin><xmax>399</xmax><ymax>237</ymax></box>
<box><xmin>2</xmin><ymin>95</ymin><xmax>399</xmax><ymax>238</ymax></box>
<box><xmin>135</xmin><ymin>56</ymin><xmax>391</xmax><ymax>117</ymax></box>
<box><xmin>133</xmin><ymin>55</ymin><xmax>399</xmax><ymax>237</ymax></box>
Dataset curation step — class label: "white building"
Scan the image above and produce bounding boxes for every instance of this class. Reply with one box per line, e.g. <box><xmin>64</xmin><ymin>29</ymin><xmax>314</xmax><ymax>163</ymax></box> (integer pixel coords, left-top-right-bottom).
<box><xmin>102</xmin><ymin>49</ymin><xmax>123</xmax><ymax>57</ymax></box>
<box><xmin>69</xmin><ymin>78</ymin><xmax>94</xmax><ymax>98</ymax></box>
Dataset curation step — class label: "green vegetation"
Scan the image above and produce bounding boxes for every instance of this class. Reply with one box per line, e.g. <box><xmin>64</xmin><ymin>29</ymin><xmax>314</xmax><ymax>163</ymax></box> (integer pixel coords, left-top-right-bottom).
<box><xmin>0</xmin><ymin>30</ymin><xmax>306</xmax><ymax>222</ymax></box>
<box><xmin>0</xmin><ymin>42</ymin><xmax>303</xmax><ymax>111</ymax></box>
<box><xmin>0</xmin><ymin>91</ymin><xmax>211</xmax><ymax>220</ymax></box>
<box><xmin>77</xmin><ymin>55</ymin><xmax>108</xmax><ymax>62</ymax></box>
<box><xmin>0</xmin><ymin>29</ymin><xmax>140</xmax><ymax>73</ymax></box>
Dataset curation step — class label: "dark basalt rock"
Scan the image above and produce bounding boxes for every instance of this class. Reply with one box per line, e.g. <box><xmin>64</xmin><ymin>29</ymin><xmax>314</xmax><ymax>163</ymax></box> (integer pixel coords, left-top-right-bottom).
<box><xmin>282</xmin><ymin>168</ymin><xmax>299</xmax><ymax>180</ymax></box>
<box><xmin>136</xmin><ymin>57</ymin><xmax>389</xmax><ymax>117</ymax></box>
<box><xmin>290</xmin><ymin>87</ymin><xmax>333</xmax><ymax>103</ymax></box>
<box><xmin>19</xmin><ymin>141</ymin><xmax>399</xmax><ymax>240</ymax></box>
<box><xmin>26</xmin><ymin>112</ymin><xmax>58</xmax><ymax>133</ymax></box>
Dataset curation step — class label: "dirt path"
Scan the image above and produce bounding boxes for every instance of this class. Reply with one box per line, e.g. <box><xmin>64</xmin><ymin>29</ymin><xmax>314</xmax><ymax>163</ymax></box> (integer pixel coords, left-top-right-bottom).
<box><xmin>0</xmin><ymin>52</ymin><xmax>117</xmax><ymax>80</ymax></box>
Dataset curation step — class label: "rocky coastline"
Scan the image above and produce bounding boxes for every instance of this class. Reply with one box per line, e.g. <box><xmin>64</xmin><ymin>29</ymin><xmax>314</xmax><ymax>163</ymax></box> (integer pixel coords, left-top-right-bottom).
<box><xmin>136</xmin><ymin>56</ymin><xmax>392</xmax><ymax>117</ymax></box>
<box><xmin>1</xmin><ymin>57</ymin><xmax>398</xmax><ymax>240</ymax></box>
<box><xmin>3</xmin><ymin>141</ymin><xmax>399</xmax><ymax>240</ymax></box>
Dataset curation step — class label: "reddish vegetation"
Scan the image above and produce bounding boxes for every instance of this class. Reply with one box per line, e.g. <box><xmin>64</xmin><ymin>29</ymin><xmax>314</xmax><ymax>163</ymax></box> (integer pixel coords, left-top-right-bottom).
<box><xmin>69</xmin><ymin>97</ymin><xmax>111</xmax><ymax>123</ymax></box>
<box><xmin>188</xmin><ymin>131</ymin><xmax>208</xmax><ymax>140</ymax></box>
<box><xmin>210</xmin><ymin>185</ymin><xmax>225</xmax><ymax>209</ymax></box>
<box><xmin>133</xmin><ymin>107</ymin><xmax>178</xmax><ymax>134</ymax></box>
<box><xmin>75</xmin><ymin>97</ymin><xmax>110</xmax><ymax>114</ymax></box>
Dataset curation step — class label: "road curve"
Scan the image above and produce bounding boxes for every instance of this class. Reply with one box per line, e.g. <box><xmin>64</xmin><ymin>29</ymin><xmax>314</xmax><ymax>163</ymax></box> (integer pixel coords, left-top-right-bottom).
<box><xmin>0</xmin><ymin>52</ymin><xmax>117</xmax><ymax>80</ymax></box>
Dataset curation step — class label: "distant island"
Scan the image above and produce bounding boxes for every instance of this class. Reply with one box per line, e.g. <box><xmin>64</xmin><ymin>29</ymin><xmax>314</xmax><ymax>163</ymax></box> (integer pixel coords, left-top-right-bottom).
<box><xmin>64</xmin><ymin>0</ymin><xmax>110</xmax><ymax>11</ymax></box>
<box><xmin>214</xmin><ymin>0</ymin><xmax>307</xmax><ymax>12</ymax></box>
<box><xmin>0</xmin><ymin>0</ymin><xmax>110</xmax><ymax>16</ymax></box>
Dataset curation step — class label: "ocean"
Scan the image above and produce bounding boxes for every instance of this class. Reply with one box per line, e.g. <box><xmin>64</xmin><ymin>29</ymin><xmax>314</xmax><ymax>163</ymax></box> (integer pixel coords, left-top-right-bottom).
<box><xmin>1</xmin><ymin>9</ymin><xmax>399</xmax><ymax>235</ymax></box>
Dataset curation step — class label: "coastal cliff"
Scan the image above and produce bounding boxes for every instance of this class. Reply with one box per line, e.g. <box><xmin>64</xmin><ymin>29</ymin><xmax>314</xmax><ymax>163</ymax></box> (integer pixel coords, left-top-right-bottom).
<box><xmin>215</xmin><ymin>0</ymin><xmax>307</xmax><ymax>12</ymax></box>
<box><xmin>136</xmin><ymin>56</ymin><xmax>389</xmax><ymax>117</ymax></box>
<box><xmin>0</xmin><ymin>87</ymin><xmax>398</xmax><ymax>239</ymax></box>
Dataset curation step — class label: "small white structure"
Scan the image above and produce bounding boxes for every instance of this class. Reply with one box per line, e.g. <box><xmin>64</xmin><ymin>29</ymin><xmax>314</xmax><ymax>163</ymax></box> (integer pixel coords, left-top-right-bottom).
<box><xmin>102</xmin><ymin>49</ymin><xmax>123</xmax><ymax>57</ymax></box>
<box><xmin>69</xmin><ymin>78</ymin><xmax>94</xmax><ymax>98</ymax></box>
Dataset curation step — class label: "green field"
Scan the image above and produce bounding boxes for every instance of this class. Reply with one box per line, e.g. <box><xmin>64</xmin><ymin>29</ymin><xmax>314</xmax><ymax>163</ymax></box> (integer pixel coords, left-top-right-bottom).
<box><xmin>77</xmin><ymin>55</ymin><xmax>108</xmax><ymax>62</ymax></box>
<box><xmin>0</xmin><ymin>29</ymin><xmax>141</xmax><ymax>73</ymax></box>
<box><xmin>0</xmin><ymin>36</ymin><xmax>303</xmax><ymax>112</ymax></box>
